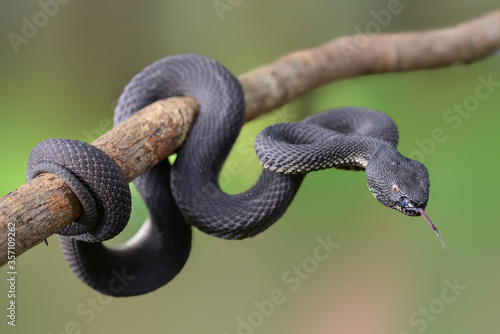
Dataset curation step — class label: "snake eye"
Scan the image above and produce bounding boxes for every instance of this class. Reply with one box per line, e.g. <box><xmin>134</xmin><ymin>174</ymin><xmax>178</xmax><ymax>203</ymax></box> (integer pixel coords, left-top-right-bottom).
<box><xmin>392</xmin><ymin>184</ymin><xmax>399</xmax><ymax>193</ymax></box>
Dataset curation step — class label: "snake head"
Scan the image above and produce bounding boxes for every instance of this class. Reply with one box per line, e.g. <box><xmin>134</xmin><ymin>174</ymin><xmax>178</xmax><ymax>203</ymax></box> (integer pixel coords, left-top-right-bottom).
<box><xmin>366</xmin><ymin>144</ymin><xmax>448</xmax><ymax>252</ymax></box>
<box><xmin>365</xmin><ymin>144</ymin><xmax>430</xmax><ymax>216</ymax></box>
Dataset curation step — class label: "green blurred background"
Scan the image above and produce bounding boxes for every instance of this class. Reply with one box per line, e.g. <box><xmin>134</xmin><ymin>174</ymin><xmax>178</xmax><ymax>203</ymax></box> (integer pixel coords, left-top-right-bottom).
<box><xmin>1</xmin><ymin>1</ymin><xmax>499</xmax><ymax>333</ymax></box>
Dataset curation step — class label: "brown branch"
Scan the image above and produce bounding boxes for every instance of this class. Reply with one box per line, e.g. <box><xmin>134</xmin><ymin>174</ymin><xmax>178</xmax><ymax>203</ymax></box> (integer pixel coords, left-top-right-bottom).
<box><xmin>241</xmin><ymin>10</ymin><xmax>500</xmax><ymax>120</ymax></box>
<box><xmin>1</xmin><ymin>10</ymin><xmax>499</xmax><ymax>265</ymax></box>
<box><xmin>1</xmin><ymin>97</ymin><xmax>199</xmax><ymax>264</ymax></box>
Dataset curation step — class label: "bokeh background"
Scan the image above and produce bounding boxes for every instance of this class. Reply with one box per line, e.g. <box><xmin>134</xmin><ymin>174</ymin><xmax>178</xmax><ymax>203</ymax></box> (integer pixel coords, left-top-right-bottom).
<box><xmin>1</xmin><ymin>1</ymin><xmax>499</xmax><ymax>333</ymax></box>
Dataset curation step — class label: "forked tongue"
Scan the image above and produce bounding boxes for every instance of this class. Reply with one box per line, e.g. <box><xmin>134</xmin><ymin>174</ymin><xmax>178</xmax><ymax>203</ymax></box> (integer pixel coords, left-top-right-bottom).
<box><xmin>417</xmin><ymin>208</ymin><xmax>448</xmax><ymax>253</ymax></box>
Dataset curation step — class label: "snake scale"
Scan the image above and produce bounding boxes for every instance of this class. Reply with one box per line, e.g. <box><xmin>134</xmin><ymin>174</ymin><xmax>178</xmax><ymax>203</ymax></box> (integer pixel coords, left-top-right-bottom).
<box><xmin>26</xmin><ymin>54</ymin><xmax>443</xmax><ymax>297</ymax></box>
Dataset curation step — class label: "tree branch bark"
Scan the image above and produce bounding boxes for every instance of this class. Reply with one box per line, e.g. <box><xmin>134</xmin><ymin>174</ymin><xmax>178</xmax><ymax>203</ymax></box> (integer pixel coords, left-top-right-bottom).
<box><xmin>1</xmin><ymin>10</ymin><xmax>498</xmax><ymax>265</ymax></box>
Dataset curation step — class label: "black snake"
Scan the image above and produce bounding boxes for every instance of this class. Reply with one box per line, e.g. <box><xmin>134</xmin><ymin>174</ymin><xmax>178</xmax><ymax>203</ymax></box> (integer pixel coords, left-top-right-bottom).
<box><xmin>26</xmin><ymin>54</ymin><xmax>445</xmax><ymax>297</ymax></box>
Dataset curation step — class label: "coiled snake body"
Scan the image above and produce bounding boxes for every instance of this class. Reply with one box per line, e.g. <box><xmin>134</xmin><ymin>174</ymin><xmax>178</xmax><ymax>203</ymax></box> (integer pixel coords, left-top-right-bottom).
<box><xmin>26</xmin><ymin>54</ymin><xmax>435</xmax><ymax>297</ymax></box>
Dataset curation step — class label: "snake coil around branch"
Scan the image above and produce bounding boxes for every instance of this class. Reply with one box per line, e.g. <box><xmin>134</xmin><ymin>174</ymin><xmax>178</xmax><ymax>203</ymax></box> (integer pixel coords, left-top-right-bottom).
<box><xmin>26</xmin><ymin>54</ymin><xmax>445</xmax><ymax>296</ymax></box>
